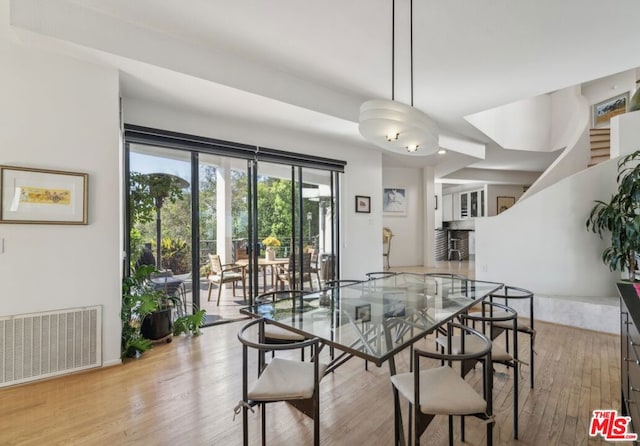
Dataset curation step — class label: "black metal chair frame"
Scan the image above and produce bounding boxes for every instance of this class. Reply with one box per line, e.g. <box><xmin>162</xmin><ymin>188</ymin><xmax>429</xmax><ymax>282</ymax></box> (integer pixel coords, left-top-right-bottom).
<box><xmin>460</xmin><ymin>301</ymin><xmax>520</xmax><ymax>439</ymax></box>
<box><xmin>394</xmin><ymin>322</ymin><xmax>494</xmax><ymax>445</ymax></box>
<box><xmin>255</xmin><ymin>290</ymin><xmax>312</xmax><ymax>360</ymax></box>
<box><xmin>488</xmin><ymin>285</ymin><xmax>536</xmax><ymax>388</ymax></box>
<box><xmin>365</xmin><ymin>271</ymin><xmax>398</xmax><ymax>280</ymax></box>
<box><xmin>323</xmin><ymin>279</ymin><xmax>364</xmax><ymax>288</ymax></box>
<box><xmin>237</xmin><ymin>318</ymin><xmax>323</xmax><ymax>446</ymax></box>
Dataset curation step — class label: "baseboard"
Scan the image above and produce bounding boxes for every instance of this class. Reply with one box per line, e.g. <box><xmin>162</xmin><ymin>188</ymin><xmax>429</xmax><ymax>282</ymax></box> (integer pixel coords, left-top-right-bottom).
<box><xmin>505</xmin><ymin>294</ymin><xmax>619</xmax><ymax>334</ymax></box>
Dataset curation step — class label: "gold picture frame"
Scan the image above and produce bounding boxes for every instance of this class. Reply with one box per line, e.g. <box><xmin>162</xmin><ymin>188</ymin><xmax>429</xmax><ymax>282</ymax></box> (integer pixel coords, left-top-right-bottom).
<box><xmin>496</xmin><ymin>196</ymin><xmax>515</xmax><ymax>215</ymax></box>
<box><xmin>592</xmin><ymin>92</ymin><xmax>629</xmax><ymax>128</ymax></box>
<box><xmin>0</xmin><ymin>165</ymin><xmax>88</xmax><ymax>224</ymax></box>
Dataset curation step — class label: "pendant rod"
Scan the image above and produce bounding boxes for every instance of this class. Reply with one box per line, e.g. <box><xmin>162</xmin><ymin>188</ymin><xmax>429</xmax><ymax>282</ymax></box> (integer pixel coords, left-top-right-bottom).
<box><xmin>410</xmin><ymin>0</ymin><xmax>414</xmax><ymax>107</ymax></box>
<box><xmin>391</xmin><ymin>0</ymin><xmax>395</xmax><ymax>101</ymax></box>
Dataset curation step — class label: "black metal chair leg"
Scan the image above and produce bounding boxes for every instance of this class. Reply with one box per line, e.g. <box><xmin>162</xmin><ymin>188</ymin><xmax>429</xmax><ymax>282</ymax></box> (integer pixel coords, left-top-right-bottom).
<box><xmin>261</xmin><ymin>404</ymin><xmax>266</xmax><ymax>446</ymax></box>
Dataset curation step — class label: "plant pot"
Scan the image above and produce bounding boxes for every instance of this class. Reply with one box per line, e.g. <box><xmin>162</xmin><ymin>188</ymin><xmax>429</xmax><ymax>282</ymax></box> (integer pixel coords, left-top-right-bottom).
<box><xmin>265</xmin><ymin>247</ymin><xmax>276</xmax><ymax>261</ymax></box>
<box><xmin>141</xmin><ymin>308</ymin><xmax>172</xmax><ymax>340</ymax></box>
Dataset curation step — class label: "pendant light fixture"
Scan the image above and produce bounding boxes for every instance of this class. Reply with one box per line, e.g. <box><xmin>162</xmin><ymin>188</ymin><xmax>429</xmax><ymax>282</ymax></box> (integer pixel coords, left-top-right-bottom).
<box><xmin>359</xmin><ymin>0</ymin><xmax>439</xmax><ymax>156</ymax></box>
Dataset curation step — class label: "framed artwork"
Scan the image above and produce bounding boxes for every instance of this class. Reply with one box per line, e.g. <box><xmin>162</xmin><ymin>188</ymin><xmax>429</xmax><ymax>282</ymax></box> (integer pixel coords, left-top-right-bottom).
<box><xmin>592</xmin><ymin>92</ymin><xmax>629</xmax><ymax>128</ymax></box>
<box><xmin>355</xmin><ymin>195</ymin><xmax>371</xmax><ymax>213</ymax></box>
<box><xmin>0</xmin><ymin>165</ymin><xmax>88</xmax><ymax>224</ymax></box>
<box><xmin>496</xmin><ymin>196</ymin><xmax>515</xmax><ymax>215</ymax></box>
<box><xmin>383</xmin><ymin>187</ymin><xmax>407</xmax><ymax>215</ymax></box>
<box><xmin>355</xmin><ymin>304</ymin><xmax>371</xmax><ymax>323</ymax></box>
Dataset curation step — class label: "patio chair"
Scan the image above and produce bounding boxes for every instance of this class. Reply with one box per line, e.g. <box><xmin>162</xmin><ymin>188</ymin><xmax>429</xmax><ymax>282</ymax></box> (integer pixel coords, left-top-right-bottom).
<box><xmin>207</xmin><ymin>253</ymin><xmax>246</xmax><ymax>306</ymax></box>
<box><xmin>308</xmin><ymin>248</ymin><xmax>322</xmax><ymax>289</ymax></box>
<box><xmin>276</xmin><ymin>253</ymin><xmax>314</xmax><ymax>291</ymax></box>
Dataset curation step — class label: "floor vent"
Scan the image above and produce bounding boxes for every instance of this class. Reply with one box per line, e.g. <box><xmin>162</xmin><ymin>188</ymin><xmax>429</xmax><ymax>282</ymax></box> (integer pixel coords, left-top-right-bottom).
<box><xmin>0</xmin><ymin>306</ymin><xmax>102</xmax><ymax>388</ymax></box>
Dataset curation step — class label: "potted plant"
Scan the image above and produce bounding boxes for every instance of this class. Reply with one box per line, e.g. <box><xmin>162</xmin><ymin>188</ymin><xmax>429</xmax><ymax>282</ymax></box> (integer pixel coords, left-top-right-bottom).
<box><xmin>262</xmin><ymin>235</ymin><xmax>281</xmax><ymax>261</ymax></box>
<box><xmin>121</xmin><ymin>265</ymin><xmax>167</xmax><ymax>358</ymax></box>
<box><xmin>172</xmin><ymin>306</ymin><xmax>207</xmax><ymax>336</ymax></box>
<box><xmin>586</xmin><ymin>150</ymin><xmax>640</xmax><ymax>281</ymax></box>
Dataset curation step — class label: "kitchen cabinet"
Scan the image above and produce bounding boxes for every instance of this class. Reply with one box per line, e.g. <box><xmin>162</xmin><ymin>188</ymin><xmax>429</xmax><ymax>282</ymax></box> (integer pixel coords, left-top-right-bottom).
<box><xmin>457</xmin><ymin>189</ymin><xmax>485</xmax><ymax>219</ymax></box>
<box><xmin>442</xmin><ymin>194</ymin><xmax>453</xmax><ymax>222</ymax></box>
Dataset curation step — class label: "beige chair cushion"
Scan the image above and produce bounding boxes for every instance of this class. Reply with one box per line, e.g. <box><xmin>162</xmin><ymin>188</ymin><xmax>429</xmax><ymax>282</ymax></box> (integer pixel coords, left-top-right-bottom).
<box><xmin>436</xmin><ymin>335</ymin><xmax>511</xmax><ymax>361</ymax></box>
<box><xmin>208</xmin><ymin>272</ymin><xmax>243</xmax><ymax>284</ymax></box>
<box><xmin>391</xmin><ymin>366</ymin><xmax>486</xmax><ymax>415</ymax></box>
<box><xmin>264</xmin><ymin>324</ymin><xmax>306</xmax><ymax>341</ymax></box>
<box><xmin>248</xmin><ymin>358</ymin><xmax>327</xmax><ymax>401</ymax></box>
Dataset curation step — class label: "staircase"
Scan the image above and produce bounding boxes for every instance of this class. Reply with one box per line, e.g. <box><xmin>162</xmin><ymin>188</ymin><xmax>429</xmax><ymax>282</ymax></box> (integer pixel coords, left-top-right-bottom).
<box><xmin>588</xmin><ymin>128</ymin><xmax>610</xmax><ymax>167</ymax></box>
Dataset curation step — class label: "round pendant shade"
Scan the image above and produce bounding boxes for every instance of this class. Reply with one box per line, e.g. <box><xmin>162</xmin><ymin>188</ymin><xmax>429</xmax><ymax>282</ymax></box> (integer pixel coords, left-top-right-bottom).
<box><xmin>359</xmin><ymin>99</ymin><xmax>439</xmax><ymax>156</ymax></box>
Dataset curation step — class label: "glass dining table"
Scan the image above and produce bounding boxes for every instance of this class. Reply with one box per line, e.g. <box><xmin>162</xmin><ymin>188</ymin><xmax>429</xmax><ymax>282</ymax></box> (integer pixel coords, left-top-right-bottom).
<box><xmin>240</xmin><ymin>273</ymin><xmax>504</xmax><ymax>370</ymax></box>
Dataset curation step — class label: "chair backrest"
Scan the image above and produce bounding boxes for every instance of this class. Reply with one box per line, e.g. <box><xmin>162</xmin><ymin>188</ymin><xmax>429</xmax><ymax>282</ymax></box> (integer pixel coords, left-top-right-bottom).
<box><xmin>324</xmin><ymin>279</ymin><xmax>363</xmax><ymax>288</ymax></box>
<box><xmin>308</xmin><ymin>248</ymin><xmax>319</xmax><ymax>267</ymax></box>
<box><xmin>383</xmin><ymin>227</ymin><xmax>393</xmax><ymax>255</ymax></box>
<box><xmin>208</xmin><ymin>253</ymin><xmax>223</xmax><ymax>275</ymax></box>
<box><xmin>286</xmin><ymin>252</ymin><xmax>313</xmax><ymax>273</ymax></box>
<box><xmin>462</xmin><ymin>301</ymin><xmax>518</xmax><ymax>337</ymax></box>
<box><xmin>303</xmin><ymin>252</ymin><xmax>312</xmax><ymax>272</ymax></box>
<box><xmin>365</xmin><ymin>271</ymin><xmax>397</xmax><ymax>280</ymax></box>
<box><xmin>237</xmin><ymin>318</ymin><xmax>321</xmax><ymax>372</ymax></box>
<box><xmin>489</xmin><ymin>285</ymin><xmax>534</xmax><ymax>326</ymax></box>
<box><xmin>256</xmin><ymin>290</ymin><xmax>310</xmax><ymax>304</ymax></box>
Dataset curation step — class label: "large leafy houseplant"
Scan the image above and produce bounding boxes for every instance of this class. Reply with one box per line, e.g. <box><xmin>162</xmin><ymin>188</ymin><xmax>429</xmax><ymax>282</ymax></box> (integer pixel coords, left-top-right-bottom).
<box><xmin>586</xmin><ymin>150</ymin><xmax>640</xmax><ymax>281</ymax></box>
<box><xmin>121</xmin><ymin>265</ymin><xmax>165</xmax><ymax>358</ymax></box>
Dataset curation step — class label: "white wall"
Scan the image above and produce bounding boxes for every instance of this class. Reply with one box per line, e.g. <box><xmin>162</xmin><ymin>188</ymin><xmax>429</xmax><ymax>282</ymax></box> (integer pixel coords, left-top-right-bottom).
<box><xmin>381</xmin><ymin>167</ymin><xmax>423</xmax><ymax>267</ymax></box>
<box><xmin>123</xmin><ymin>98</ymin><xmax>383</xmax><ymax>280</ymax></box>
<box><xmin>476</xmin><ymin>158</ymin><xmax>620</xmax><ymax>299</ymax></box>
<box><xmin>465</xmin><ymin>85</ymin><xmax>584</xmax><ymax>153</ymax></box>
<box><xmin>0</xmin><ymin>17</ymin><xmax>122</xmax><ymax>364</ymax></box>
<box><xmin>611</xmin><ymin>110</ymin><xmax>640</xmax><ymax>158</ymax></box>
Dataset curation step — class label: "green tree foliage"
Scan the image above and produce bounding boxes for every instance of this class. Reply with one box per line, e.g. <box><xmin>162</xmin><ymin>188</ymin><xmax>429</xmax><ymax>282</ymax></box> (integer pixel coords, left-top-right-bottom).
<box><xmin>199</xmin><ymin>165</ymin><xmax>217</xmax><ymax>242</ymax></box>
<box><xmin>130</xmin><ymin>166</ymin><xmax>321</xmax><ymax>272</ymax></box>
<box><xmin>257</xmin><ymin>178</ymin><xmax>293</xmax><ymax>241</ymax></box>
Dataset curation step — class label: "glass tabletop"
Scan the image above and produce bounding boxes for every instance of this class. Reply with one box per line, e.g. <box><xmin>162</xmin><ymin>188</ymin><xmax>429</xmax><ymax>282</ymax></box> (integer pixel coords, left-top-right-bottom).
<box><xmin>240</xmin><ymin>273</ymin><xmax>503</xmax><ymax>366</ymax></box>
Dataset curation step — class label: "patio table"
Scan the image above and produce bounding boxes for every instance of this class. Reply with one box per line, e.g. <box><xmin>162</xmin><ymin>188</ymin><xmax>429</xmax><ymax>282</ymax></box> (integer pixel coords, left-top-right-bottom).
<box><xmin>236</xmin><ymin>257</ymin><xmax>289</xmax><ymax>292</ymax></box>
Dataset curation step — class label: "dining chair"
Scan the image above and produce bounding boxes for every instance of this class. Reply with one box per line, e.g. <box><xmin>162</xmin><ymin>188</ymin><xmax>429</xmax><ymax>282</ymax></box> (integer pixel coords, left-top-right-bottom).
<box><xmin>236</xmin><ymin>318</ymin><xmax>326</xmax><ymax>446</ymax></box>
<box><xmin>207</xmin><ymin>253</ymin><xmax>246</xmax><ymax>305</ymax></box>
<box><xmin>365</xmin><ymin>271</ymin><xmax>397</xmax><ymax>280</ymax></box>
<box><xmin>255</xmin><ymin>290</ymin><xmax>311</xmax><ymax>357</ymax></box>
<box><xmin>487</xmin><ymin>285</ymin><xmax>536</xmax><ymax>388</ymax></box>
<box><xmin>391</xmin><ymin>322</ymin><xmax>494</xmax><ymax>445</ymax></box>
<box><xmin>437</xmin><ymin>301</ymin><xmax>520</xmax><ymax>439</ymax></box>
<box><xmin>323</xmin><ymin>279</ymin><xmax>364</xmax><ymax>288</ymax></box>
<box><xmin>383</xmin><ymin>227</ymin><xmax>393</xmax><ymax>269</ymax></box>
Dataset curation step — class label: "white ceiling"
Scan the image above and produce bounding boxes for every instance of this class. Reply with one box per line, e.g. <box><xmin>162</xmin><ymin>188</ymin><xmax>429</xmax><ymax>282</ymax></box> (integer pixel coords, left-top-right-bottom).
<box><xmin>11</xmin><ymin>0</ymin><xmax>640</xmax><ymax>183</ymax></box>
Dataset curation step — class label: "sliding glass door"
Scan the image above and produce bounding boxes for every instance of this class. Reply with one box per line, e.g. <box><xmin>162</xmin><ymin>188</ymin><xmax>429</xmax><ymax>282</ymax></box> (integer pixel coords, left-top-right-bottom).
<box><xmin>124</xmin><ymin>125</ymin><xmax>343</xmax><ymax>324</ymax></box>
<box><xmin>128</xmin><ymin>144</ymin><xmax>194</xmax><ymax>310</ymax></box>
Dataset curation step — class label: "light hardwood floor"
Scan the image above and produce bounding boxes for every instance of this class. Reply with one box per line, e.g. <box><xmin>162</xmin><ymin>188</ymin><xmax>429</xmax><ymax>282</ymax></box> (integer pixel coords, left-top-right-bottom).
<box><xmin>0</xmin><ymin>263</ymin><xmax>629</xmax><ymax>445</ymax></box>
<box><xmin>0</xmin><ymin>314</ymin><xmax>628</xmax><ymax>444</ymax></box>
